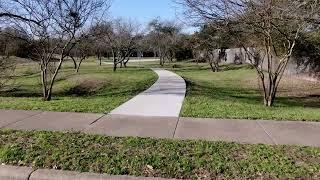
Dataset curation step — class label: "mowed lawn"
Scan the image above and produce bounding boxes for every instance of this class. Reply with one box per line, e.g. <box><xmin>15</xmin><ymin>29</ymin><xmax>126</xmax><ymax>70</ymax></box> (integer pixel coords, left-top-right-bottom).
<box><xmin>160</xmin><ymin>62</ymin><xmax>320</xmax><ymax>121</ymax></box>
<box><xmin>1</xmin><ymin>130</ymin><xmax>319</xmax><ymax>179</ymax></box>
<box><xmin>0</xmin><ymin>60</ymin><xmax>157</xmax><ymax>113</ymax></box>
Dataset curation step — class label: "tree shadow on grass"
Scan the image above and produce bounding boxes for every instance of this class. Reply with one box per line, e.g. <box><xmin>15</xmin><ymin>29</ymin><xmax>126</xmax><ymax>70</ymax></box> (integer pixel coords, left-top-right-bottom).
<box><xmin>170</xmin><ymin>64</ymin><xmax>252</xmax><ymax>74</ymax></box>
<box><xmin>0</xmin><ymin>89</ymin><xmax>41</xmax><ymax>98</ymax></box>
<box><xmin>0</xmin><ymin>77</ymin><xmax>155</xmax><ymax>100</ymax></box>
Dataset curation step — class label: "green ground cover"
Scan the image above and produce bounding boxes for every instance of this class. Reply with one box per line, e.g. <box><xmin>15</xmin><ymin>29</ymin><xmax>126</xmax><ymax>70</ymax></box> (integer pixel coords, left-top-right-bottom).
<box><xmin>1</xmin><ymin>58</ymin><xmax>319</xmax><ymax>121</ymax></box>
<box><xmin>0</xmin><ymin>130</ymin><xmax>319</xmax><ymax>179</ymax></box>
<box><xmin>0</xmin><ymin>60</ymin><xmax>157</xmax><ymax>113</ymax></box>
<box><xmin>137</xmin><ymin>61</ymin><xmax>320</xmax><ymax>121</ymax></box>
<box><xmin>173</xmin><ymin>63</ymin><xmax>320</xmax><ymax>121</ymax></box>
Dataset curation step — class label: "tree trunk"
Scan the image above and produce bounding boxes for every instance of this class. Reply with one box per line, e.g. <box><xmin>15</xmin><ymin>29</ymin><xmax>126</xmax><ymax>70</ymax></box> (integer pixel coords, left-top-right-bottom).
<box><xmin>124</xmin><ymin>58</ymin><xmax>129</xmax><ymax>68</ymax></box>
<box><xmin>209</xmin><ymin>62</ymin><xmax>215</xmax><ymax>72</ymax></box>
<box><xmin>208</xmin><ymin>50</ymin><xmax>219</xmax><ymax>72</ymax></box>
<box><xmin>264</xmin><ymin>89</ymin><xmax>277</xmax><ymax>107</ymax></box>
<box><xmin>259</xmin><ymin>72</ymin><xmax>279</xmax><ymax>107</ymax></box>
<box><xmin>214</xmin><ymin>62</ymin><xmax>219</xmax><ymax>72</ymax></box>
<box><xmin>113</xmin><ymin>63</ymin><xmax>117</xmax><ymax>71</ymax></box>
<box><xmin>112</xmin><ymin>50</ymin><xmax>117</xmax><ymax>72</ymax></box>
<box><xmin>41</xmin><ymin>64</ymin><xmax>48</xmax><ymax>101</ymax></box>
<box><xmin>70</xmin><ymin>56</ymin><xmax>77</xmax><ymax>69</ymax></box>
<box><xmin>44</xmin><ymin>58</ymin><xmax>64</xmax><ymax>101</ymax></box>
<box><xmin>160</xmin><ymin>56</ymin><xmax>164</xmax><ymax>66</ymax></box>
<box><xmin>76</xmin><ymin>57</ymin><xmax>85</xmax><ymax>73</ymax></box>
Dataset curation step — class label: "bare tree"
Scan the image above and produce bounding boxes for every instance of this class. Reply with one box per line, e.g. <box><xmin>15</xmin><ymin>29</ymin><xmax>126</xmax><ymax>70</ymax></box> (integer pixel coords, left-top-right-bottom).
<box><xmin>179</xmin><ymin>0</ymin><xmax>320</xmax><ymax>106</ymax></box>
<box><xmin>1</xmin><ymin>0</ymin><xmax>109</xmax><ymax>101</ymax></box>
<box><xmin>93</xmin><ymin>19</ymin><xmax>141</xmax><ymax>71</ymax></box>
<box><xmin>148</xmin><ymin>19</ymin><xmax>181</xmax><ymax>66</ymax></box>
<box><xmin>0</xmin><ymin>0</ymin><xmax>41</xmax><ymax>26</ymax></box>
<box><xmin>69</xmin><ymin>33</ymin><xmax>93</xmax><ymax>73</ymax></box>
<box><xmin>88</xmin><ymin>24</ymin><xmax>109</xmax><ymax>66</ymax></box>
<box><xmin>192</xmin><ymin>24</ymin><xmax>229</xmax><ymax>72</ymax></box>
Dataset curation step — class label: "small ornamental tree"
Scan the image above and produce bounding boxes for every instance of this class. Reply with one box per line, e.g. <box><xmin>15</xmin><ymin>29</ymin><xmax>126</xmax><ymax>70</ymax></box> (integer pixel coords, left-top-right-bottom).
<box><xmin>179</xmin><ymin>0</ymin><xmax>320</xmax><ymax>106</ymax></box>
<box><xmin>1</xmin><ymin>0</ymin><xmax>109</xmax><ymax>101</ymax></box>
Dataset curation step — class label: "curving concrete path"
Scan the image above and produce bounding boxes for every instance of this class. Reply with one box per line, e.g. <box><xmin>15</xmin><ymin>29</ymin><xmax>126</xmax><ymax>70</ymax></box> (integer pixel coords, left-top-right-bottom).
<box><xmin>109</xmin><ymin>68</ymin><xmax>186</xmax><ymax>117</ymax></box>
<box><xmin>2</xmin><ymin>68</ymin><xmax>319</xmax><ymax>147</ymax></box>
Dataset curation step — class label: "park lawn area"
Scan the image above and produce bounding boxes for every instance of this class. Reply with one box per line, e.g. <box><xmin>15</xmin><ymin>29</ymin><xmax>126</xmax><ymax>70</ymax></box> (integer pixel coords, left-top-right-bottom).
<box><xmin>162</xmin><ymin>62</ymin><xmax>320</xmax><ymax>121</ymax></box>
<box><xmin>0</xmin><ymin>129</ymin><xmax>319</xmax><ymax>179</ymax></box>
<box><xmin>0</xmin><ymin>60</ymin><xmax>157</xmax><ymax>113</ymax></box>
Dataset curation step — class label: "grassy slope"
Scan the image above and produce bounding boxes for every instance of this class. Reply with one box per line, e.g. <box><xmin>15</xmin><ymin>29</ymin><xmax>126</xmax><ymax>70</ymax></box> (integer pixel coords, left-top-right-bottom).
<box><xmin>138</xmin><ymin>62</ymin><xmax>320</xmax><ymax>121</ymax></box>
<box><xmin>1</xmin><ymin>59</ymin><xmax>320</xmax><ymax>120</ymax></box>
<box><xmin>175</xmin><ymin>64</ymin><xmax>320</xmax><ymax>121</ymax></box>
<box><xmin>1</xmin><ymin>130</ymin><xmax>319</xmax><ymax>179</ymax></box>
<box><xmin>0</xmin><ymin>61</ymin><xmax>157</xmax><ymax>113</ymax></box>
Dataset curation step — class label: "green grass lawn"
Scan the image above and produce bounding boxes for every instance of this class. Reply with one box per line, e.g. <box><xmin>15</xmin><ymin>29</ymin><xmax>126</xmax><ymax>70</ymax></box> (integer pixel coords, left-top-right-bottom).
<box><xmin>1</xmin><ymin>58</ymin><xmax>320</xmax><ymax>121</ymax></box>
<box><xmin>136</xmin><ymin>61</ymin><xmax>320</xmax><ymax>121</ymax></box>
<box><xmin>1</xmin><ymin>130</ymin><xmax>319</xmax><ymax>179</ymax></box>
<box><xmin>0</xmin><ymin>60</ymin><xmax>157</xmax><ymax>113</ymax></box>
<box><xmin>174</xmin><ymin>63</ymin><xmax>320</xmax><ymax>121</ymax></box>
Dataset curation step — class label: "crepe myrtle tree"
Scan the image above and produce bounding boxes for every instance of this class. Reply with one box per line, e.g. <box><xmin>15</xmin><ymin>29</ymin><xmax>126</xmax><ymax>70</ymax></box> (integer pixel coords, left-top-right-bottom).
<box><xmin>179</xmin><ymin>0</ymin><xmax>320</xmax><ymax>106</ymax></box>
<box><xmin>1</xmin><ymin>0</ymin><xmax>109</xmax><ymax>101</ymax></box>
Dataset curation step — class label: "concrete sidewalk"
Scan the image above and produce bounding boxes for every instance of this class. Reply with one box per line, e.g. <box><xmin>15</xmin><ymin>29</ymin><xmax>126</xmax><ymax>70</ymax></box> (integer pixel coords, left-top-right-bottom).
<box><xmin>110</xmin><ymin>68</ymin><xmax>186</xmax><ymax>117</ymax></box>
<box><xmin>175</xmin><ymin>117</ymin><xmax>320</xmax><ymax>146</ymax></box>
<box><xmin>1</xmin><ymin>109</ymin><xmax>320</xmax><ymax>147</ymax></box>
<box><xmin>0</xmin><ymin>165</ymin><xmax>171</xmax><ymax>180</ymax></box>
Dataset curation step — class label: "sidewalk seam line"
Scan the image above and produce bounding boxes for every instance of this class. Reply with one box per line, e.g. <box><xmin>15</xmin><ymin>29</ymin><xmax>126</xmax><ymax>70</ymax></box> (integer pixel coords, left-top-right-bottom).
<box><xmin>27</xmin><ymin>168</ymin><xmax>37</xmax><ymax>180</ymax></box>
<box><xmin>0</xmin><ymin>111</ymin><xmax>44</xmax><ymax>129</ymax></box>
<box><xmin>89</xmin><ymin>114</ymin><xmax>106</xmax><ymax>125</ymax></box>
<box><xmin>172</xmin><ymin>117</ymin><xmax>180</xmax><ymax>138</ymax></box>
<box><xmin>256</xmin><ymin>121</ymin><xmax>278</xmax><ymax>145</ymax></box>
<box><xmin>81</xmin><ymin>114</ymin><xmax>107</xmax><ymax>133</ymax></box>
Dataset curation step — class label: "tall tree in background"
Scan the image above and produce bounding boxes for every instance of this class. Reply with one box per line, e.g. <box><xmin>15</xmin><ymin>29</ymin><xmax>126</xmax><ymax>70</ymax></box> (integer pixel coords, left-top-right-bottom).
<box><xmin>294</xmin><ymin>28</ymin><xmax>320</xmax><ymax>78</ymax></box>
<box><xmin>192</xmin><ymin>24</ymin><xmax>232</xmax><ymax>72</ymax></box>
<box><xmin>92</xmin><ymin>19</ymin><xmax>141</xmax><ymax>71</ymax></box>
<box><xmin>69</xmin><ymin>31</ymin><xmax>94</xmax><ymax>73</ymax></box>
<box><xmin>148</xmin><ymin>19</ymin><xmax>181</xmax><ymax>66</ymax></box>
<box><xmin>179</xmin><ymin>0</ymin><xmax>320</xmax><ymax>106</ymax></box>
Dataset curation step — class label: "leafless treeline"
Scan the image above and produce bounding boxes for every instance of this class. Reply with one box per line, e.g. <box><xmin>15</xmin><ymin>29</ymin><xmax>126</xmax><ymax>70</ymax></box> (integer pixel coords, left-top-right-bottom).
<box><xmin>2</xmin><ymin>0</ymin><xmax>319</xmax><ymax>106</ymax></box>
<box><xmin>1</xmin><ymin>1</ymin><xmax>189</xmax><ymax>100</ymax></box>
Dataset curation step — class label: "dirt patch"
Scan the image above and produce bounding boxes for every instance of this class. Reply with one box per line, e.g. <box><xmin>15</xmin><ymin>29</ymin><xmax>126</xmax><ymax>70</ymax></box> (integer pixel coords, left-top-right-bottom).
<box><xmin>68</xmin><ymin>79</ymin><xmax>107</xmax><ymax>96</ymax></box>
<box><xmin>244</xmin><ymin>74</ymin><xmax>320</xmax><ymax>97</ymax></box>
<box><xmin>277</xmin><ymin>75</ymin><xmax>320</xmax><ymax>97</ymax></box>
